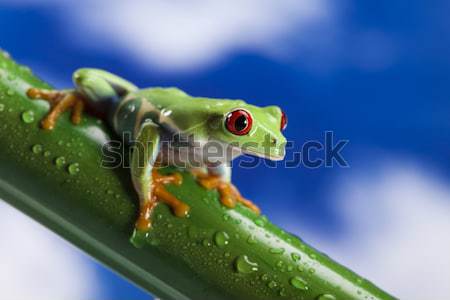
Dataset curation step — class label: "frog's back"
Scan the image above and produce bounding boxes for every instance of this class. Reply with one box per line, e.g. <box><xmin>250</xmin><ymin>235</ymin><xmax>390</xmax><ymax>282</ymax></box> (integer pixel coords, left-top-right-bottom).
<box><xmin>135</xmin><ymin>87</ymin><xmax>190</xmax><ymax>108</ymax></box>
<box><xmin>111</xmin><ymin>87</ymin><xmax>190</xmax><ymax>140</ymax></box>
<box><xmin>111</xmin><ymin>87</ymin><xmax>246</xmax><ymax>141</ymax></box>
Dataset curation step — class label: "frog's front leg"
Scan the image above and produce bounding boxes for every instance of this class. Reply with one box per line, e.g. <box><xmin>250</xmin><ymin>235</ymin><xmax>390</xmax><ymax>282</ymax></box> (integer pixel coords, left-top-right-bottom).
<box><xmin>194</xmin><ymin>164</ymin><xmax>260</xmax><ymax>214</ymax></box>
<box><xmin>132</xmin><ymin>123</ymin><xmax>190</xmax><ymax>231</ymax></box>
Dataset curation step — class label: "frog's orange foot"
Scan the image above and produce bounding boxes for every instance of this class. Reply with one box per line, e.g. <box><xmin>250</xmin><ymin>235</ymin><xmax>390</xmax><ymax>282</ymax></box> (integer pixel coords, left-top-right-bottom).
<box><xmin>135</xmin><ymin>170</ymin><xmax>190</xmax><ymax>231</ymax></box>
<box><xmin>26</xmin><ymin>88</ymin><xmax>85</xmax><ymax>130</ymax></box>
<box><xmin>194</xmin><ymin>172</ymin><xmax>260</xmax><ymax>214</ymax></box>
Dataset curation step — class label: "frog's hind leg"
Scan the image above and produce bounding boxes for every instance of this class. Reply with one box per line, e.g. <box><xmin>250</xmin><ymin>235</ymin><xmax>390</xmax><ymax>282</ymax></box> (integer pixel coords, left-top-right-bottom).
<box><xmin>193</xmin><ymin>165</ymin><xmax>260</xmax><ymax>214</ymax></box>
<box><xmin>132</xmin><ymin>122</ymin><xmax>190</xmax><ymax>231</ymax></box>
<box><xmin>27</xmin><ymin>88</ymin><xmax>85</xmax><ymax>130</ymax></box>
<box><xmin>27</xmin><ymin>68</ymin><xmax>138</xmax><ymax>130</ymax></box>
<box><xmin>72</xmin><ymin>68</ymin><xmax>138</xmax><ymax>116</ymax></box>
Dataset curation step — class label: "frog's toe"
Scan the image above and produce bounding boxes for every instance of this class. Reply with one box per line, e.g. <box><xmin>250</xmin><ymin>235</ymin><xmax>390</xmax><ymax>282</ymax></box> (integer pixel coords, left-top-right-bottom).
<box><xmin>173</xmin><ymin>202</ymin><xmax>190</xmax><ymax>218</ymax></box>
<box><xmin>235</xmin><ymin>194</ymin><xmax>260</xmax><ymax>214</ymax></box>
<box><xmin>26</xmin><ymin>88</ymin><xmax>86</xmax><ymax>130</ymax></box>
<box><xmin>194</xmin><ymin>173</ymin><xmax>260</xmax><ymax>214</ymax></box>
<box><xmin>136</xmin><ymin>201</ymin><xmax>157</xmax><ymax>231</ymax></box>
<box><xmin>27</xmin><ymin>88</ymin><xmax>63</xmax><ymax>102</ymax></box>
<box><xmin>152</xmin><ymin>170</ymin><xmax>190</xmax><ymax>218</ymax></box>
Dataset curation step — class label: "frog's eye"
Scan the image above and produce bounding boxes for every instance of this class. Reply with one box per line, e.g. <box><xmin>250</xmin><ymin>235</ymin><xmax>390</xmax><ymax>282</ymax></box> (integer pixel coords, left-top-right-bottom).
<box><xmin>280</xmin><ymin>111</ymin><xmax>288</xmax><ymax>131</ymax></box>
<box><xmin>225</xmin><ymin>109</ymin><xmax>253</xmax><ymax>136</ymax></box>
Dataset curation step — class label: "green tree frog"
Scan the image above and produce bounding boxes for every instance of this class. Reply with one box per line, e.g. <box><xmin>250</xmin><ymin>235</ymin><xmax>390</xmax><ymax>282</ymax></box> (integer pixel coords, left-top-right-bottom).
<box><xmin>27</xmin><ymin>68</ymin><xmax>288</xmax><ymax>232</ymax></box>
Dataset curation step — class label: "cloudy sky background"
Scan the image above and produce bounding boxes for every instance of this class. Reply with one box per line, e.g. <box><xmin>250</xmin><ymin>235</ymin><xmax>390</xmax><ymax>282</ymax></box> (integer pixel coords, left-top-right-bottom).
<box><xmin>0</xmin><ymin>0</ymin><xmax>449</xmax><ymax>299</ymax></box>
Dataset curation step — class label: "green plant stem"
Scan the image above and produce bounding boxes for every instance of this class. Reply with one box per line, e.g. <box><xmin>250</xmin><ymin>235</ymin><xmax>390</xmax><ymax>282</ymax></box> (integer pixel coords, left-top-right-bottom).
<box><xmin>0</xmin><ymin>50</ymin><xmax>395</xmax><ymax>300</ymax></box>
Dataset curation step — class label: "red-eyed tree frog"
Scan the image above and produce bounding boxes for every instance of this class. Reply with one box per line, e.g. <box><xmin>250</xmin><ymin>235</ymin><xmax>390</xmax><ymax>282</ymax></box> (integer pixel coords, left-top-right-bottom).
<box><xmin>27</xmin><ymin>68</ymin><xmax>288</xmax><ymax>233</ymax></box>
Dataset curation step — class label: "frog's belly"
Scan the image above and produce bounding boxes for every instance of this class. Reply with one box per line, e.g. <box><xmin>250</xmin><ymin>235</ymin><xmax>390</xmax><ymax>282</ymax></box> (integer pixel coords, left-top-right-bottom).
<box><xmin>158</xmin><ymin>144</ymin><xmax>241</xmax><ymax>169</ymax></box>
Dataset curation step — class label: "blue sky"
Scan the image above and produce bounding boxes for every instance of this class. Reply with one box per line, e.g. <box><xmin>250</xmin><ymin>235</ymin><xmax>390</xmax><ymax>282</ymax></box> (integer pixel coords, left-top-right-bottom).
<box><xmin>0</xmin><ymin>1</ymin><xmax>449</xmax><ymax>299</ymax></box>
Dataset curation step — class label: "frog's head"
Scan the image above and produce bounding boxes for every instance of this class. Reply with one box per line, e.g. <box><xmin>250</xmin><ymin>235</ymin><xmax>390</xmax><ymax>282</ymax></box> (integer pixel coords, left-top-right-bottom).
<box><xmin>208</xmin><ymin>101</ymin><xmax>288</xmax><ymax>161</ymax></box>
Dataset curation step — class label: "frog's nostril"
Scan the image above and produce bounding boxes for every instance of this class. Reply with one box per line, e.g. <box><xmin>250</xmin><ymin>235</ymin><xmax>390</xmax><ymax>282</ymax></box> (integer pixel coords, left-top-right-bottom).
<box><xmin>271</xmin><ymin>138</ymin><xmax>277</xmax><ymax>145</ymax></box>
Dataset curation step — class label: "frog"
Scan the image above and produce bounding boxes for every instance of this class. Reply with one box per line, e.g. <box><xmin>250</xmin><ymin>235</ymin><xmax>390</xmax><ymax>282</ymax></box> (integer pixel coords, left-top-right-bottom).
<box><xmin>26</xmin><ymin>68</ymin><xmax>288</xmax><ymax>232</ymax></box>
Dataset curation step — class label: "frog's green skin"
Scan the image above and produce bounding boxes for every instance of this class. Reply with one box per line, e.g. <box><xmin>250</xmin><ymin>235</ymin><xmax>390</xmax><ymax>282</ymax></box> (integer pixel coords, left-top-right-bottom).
<box><xmin>72</xmin><ymin>68</ymin><xmax>287</xmax><ymax>225</ymax></box>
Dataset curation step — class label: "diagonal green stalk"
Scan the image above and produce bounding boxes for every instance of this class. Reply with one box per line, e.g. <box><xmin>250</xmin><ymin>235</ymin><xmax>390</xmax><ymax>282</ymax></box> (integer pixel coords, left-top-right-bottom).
<box><xmin>0</xmin><ymin>50</ymin><xmax>396</xmax><ymax>300</ymax></box>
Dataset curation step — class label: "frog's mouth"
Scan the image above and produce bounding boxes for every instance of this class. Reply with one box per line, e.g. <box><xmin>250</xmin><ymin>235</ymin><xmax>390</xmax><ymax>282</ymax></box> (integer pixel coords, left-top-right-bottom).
<box><xmin>242</xmin><ymin>148</ymin><xmax>285</xmax><ymax>161</ymax></box>
<box><xmin>201</xmin><ymin>139</ymin><xmax>285</xmax><ymax>162</ymax></box>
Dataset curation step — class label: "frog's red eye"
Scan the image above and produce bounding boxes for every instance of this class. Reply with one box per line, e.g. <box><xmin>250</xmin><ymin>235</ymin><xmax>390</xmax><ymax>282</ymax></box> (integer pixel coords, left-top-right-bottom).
<box><xmin>225</xmin><ymin>109</ymin><xmax>253</xmax><ymax>136</ymax></box>
<box><xmin>280</xmin><ymin>111</ymin><xmax>288</xmax><ymax>131</ymax></box>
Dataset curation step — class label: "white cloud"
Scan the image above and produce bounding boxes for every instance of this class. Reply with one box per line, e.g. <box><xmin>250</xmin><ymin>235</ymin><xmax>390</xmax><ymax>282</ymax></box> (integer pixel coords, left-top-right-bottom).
<box><xmin>291</xmin><ymin>162</ymin><xmax>450</xmax><ymax>299</ymax></box>
<box><xmin>36</xmin><ymin>0</ymin><xmax>331</xmax><ymax>72</ymax></box>
<box><xmin>0</xmin><ymin>201</ymin><xmax>101</xmax><ymax>300</ymax></box>
<box><xmin>4</xmin><ymin>0</ymin><xmax>401</xmax><ymax>73</ymax></box>
<box><xmin>335</xmin><ymin>164</ymin><xmax>450</xmax><ymax>299</ymax></box>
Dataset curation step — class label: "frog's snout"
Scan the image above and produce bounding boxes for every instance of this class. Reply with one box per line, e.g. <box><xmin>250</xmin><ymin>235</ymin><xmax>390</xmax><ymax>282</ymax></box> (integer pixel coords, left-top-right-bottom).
<box><xmin>265</xmin><ymin>135</ymin><xmax>286</xmax><ymax>161</ymax></box>
<box><xmin>268</xmin><ymin>135</ymin><xmax>286</xmax><ymax>148</ymax></box>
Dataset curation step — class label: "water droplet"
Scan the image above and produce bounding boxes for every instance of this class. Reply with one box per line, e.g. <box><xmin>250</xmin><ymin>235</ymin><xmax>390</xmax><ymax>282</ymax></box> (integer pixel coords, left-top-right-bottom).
<box><xmin>308</xmin><ymin>267</ymin><xmax>316</xmax><ymax>274</ymax></box>
<box><xmin>267</xmin><ymin>281</ymin><xmax>278</xmax><ymax>289</ymax></box>
<box><xmin>31</xmin><ymin>144</ymin><xmax>43</xmax><ymax>154</ymax></box>
<box><xmin>290</xmin><ymin>276</ymin><xmax>308</xmax><ymax>290</ymax></box>
<box><xmin>276</xmin><ymin>260</ymin><xmax>284</xmax><ymax>268</ymax></box>
<box><xmin>44</xmin><ymin>150</ymin><xmax>51</xmax><ymax>157</ymax></box>
<box><xmin>234</xmin><ymin>255</ymin><xmax>258</xmax><ymax>274</ymax></box>
<box><xmin>54</xmin><ymin>156</ymin><xmax>66</xmax><ymax>168</ymax></box>
<box><xmin>0</xmin><ymin>103</ymin><xmax>4</xmax><ymax>112</ymax></box>
<box><xmin>270</xmin><ymin>247</ymin><xmax>285</xmax><ymax>254</ymax></box>
<box><xmin>279</xmin><ymin>288</ymin><xmax>287</xmax><ymax>297</ymax></box>
<box><xmin>149</xmin><ymin>238</ymin><xmax>160</xmax><ymax>246</ymax></box>
<box><xmin>247</xmin><ymin>235</ymin><xmax>257</xmax><ymax>244</ymax></box>
<box><xmin>68</xmin><ymin>163</ymin><xmax>80</xmax><ymax>175</ymax></box>
<box><xmin>309</xmin><ymin>253</ymin><xmax>317</xmax><ymax>259</ymax></box>
<box><xmin>107</xmin><ymin>189</ymin><xmax>114</xmax><ymax>195</ymax></box>
<box><xmin>6</xmin><ymin>89</ymin><xmax>14</xmax><ymax>96</ymax></box>
<box><xmin>254</xmin><ymin>215</ymin><xmax>267</xmax><ymax>227</ymax></box>
<box><xmin>58</xmin><ymin>140</ymin><xmax>64</xmax><ymax>146</ymax></box>
<box><xmin>21</xmin><ymin>110</ymin><xmax>35</xmax><ymax>123</ymax></box>
<box><xmin>202</xmin><ymin>239</ymin><xmax>212</xmax><ymax>247</ymax></box>
<box><xmin>214</xmin><ymin>231</ymin><xmax>230</xmax><ymax>248</ymax></box>
<box><xmin>260</xmin><ymin>274</ymin><xmax>269</xmax><ymax>282</ymax></box>
<box><xmin>223</xmin><ymin>214</ymin><xmax>230</xmax><ymax>221</ymax></box>
<box><xmin>317</xmin><ymin>294</ymin><xmax>336</xmax><ymax>300</ymax></box>
<box><xmin>291</xmin><ymin>253</ymin><xmax>301</xmax><ymax>262</ymax></box>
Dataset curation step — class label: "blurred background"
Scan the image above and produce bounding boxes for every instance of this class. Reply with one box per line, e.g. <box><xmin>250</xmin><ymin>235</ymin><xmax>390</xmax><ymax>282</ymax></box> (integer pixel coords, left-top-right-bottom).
<box><xmin>0</xmin><ymin>0</ymin><xmax>449</xmax><ymax>299</ymax></box>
